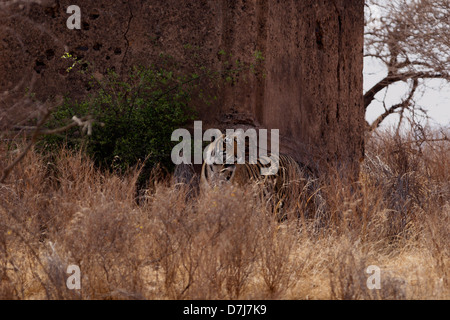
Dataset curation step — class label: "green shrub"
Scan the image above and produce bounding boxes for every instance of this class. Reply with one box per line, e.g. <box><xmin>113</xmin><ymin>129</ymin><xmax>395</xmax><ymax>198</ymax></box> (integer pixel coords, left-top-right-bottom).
<box><xmin>46</xmin><ymin>65</ymin><xmax>197</xmax><ymax>178</ymax></box>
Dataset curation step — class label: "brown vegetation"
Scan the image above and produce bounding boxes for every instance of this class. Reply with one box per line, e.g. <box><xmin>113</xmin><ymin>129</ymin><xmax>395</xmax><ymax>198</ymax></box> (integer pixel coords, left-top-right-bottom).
<box><xmin>0</xmin><ymin>128</ymin><xmax>448</xmax><ymax>300</ymax></box>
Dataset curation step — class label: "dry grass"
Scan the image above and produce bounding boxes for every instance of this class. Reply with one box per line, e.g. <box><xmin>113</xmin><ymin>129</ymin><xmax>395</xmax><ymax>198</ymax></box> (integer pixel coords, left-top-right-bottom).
<box><xmin>0</xmin><ymin>129</ymin><xmax>448</xmax><ymax>300</ymax></box>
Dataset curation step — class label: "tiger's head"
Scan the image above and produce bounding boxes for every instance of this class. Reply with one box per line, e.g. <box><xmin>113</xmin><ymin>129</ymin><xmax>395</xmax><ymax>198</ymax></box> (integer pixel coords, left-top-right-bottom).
<box><xmin>200</xmin><ymin>133</ymin><xmax>241</xmax><ymax>189</ymax></box>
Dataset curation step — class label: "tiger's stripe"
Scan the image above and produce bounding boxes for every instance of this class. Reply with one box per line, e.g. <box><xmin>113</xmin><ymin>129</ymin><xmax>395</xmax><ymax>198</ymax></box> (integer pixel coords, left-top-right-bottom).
<box><xmin>200</xmin><ymin>133</ymin><xmax>322</xmax><ymax>221</ymax></box>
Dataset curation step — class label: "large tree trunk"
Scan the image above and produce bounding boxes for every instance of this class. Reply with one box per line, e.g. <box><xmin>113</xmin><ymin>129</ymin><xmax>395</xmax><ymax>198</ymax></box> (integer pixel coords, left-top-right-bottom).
<box><xmin>0</xmin><ymin>0</ymin><xmax>365</xmax><ymax>179</ymax></box>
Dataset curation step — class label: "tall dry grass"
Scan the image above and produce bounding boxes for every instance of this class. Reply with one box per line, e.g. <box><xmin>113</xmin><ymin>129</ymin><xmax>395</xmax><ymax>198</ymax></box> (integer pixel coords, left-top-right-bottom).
<box><xmin>0</xmin><ymin>128</ymin><xmax>448</xmax><ymax>300</ymax></box>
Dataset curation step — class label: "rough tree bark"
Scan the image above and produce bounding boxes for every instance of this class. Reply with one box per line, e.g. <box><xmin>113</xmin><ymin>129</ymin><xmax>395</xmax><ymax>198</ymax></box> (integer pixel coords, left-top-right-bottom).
<box><xmin>0</xmin><ymin>0</ymin><xmax>365</xmax><ymax>179</ymax></box>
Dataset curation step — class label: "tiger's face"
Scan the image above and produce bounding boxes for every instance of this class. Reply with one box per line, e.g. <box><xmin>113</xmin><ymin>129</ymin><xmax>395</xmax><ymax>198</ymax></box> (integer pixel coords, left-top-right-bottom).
<box><xmin>201</xmin><ymin>134</ymin><xmax>242</xmax><ymax>188</ymax></box>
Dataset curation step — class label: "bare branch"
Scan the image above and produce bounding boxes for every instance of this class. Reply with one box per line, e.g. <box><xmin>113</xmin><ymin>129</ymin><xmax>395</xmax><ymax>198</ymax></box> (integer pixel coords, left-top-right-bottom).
<box><xmin>1</xmin><ymin>106</ymin><xmax>94</xmax><ymax>184</ymax></box>
<box><xmin>365</xmin><ymin>0</ymin><xmax>450</xmax><ymax>129</ymax></box>
<box><xmin>369</xmin><ymin>79</ymin><xmax>419</xmax><ymax>132</ymax></box>
<box><xmin>1</xmin><ymin>107</ymin><xmax>52</xmax><ymax>183</ymax></box>
<box><xmin>364</xmin><ymin>72</ymin><xmax>446</xmax><ymax>110</ymax></box>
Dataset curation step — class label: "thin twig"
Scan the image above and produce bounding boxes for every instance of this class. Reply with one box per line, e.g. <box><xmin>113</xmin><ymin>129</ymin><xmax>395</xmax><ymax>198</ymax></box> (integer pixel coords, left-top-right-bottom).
<box><xmin>1</xmin><ymin>110</ymin><xmax>93</xmax><ymax>183</ymax></box>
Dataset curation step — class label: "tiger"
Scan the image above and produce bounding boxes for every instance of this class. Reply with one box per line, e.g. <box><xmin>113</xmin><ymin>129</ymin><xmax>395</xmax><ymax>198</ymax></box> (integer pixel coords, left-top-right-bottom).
<box><xmin>200</xmin><ymin>131</ymin><xmax>323</xmax><ymax>222</ymax></box>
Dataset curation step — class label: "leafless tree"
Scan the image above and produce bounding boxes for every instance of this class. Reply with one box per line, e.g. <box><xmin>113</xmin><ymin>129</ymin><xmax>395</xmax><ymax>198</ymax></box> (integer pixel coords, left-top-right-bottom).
<box><xmin>364</xmin><ymin>0</ymin><xmax>450</xmax><ymax>132</ymax></box>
